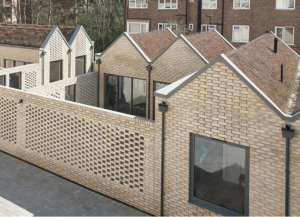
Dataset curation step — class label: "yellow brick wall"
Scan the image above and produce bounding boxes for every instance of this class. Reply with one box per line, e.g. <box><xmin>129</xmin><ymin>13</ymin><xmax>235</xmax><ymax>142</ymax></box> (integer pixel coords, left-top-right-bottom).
<box><xmin>0</xmin><ymin>86</ymin><xmax>158</xmax><ymax>215</ymax></box>
<box><xmin>0</xmin><ymin>45</ymin><xmax>40</xmax><ymax>68</ymax></box>
<box><xmin>154</xmin><ymin>61</ymin><xmax>300</xmax><ymax>216</ymax></box>
<box><xmin>150</xmin><ymin>39</ymin><xmax>206</xmax><ymax>119</ymax></box>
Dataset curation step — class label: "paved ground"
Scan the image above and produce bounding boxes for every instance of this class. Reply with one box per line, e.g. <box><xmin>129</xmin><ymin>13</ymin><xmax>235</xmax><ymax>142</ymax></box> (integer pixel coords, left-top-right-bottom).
<box><xmin>0</xmin><ymin>151</ymin><xmax>148</xmax><ymax>216</ymax></box>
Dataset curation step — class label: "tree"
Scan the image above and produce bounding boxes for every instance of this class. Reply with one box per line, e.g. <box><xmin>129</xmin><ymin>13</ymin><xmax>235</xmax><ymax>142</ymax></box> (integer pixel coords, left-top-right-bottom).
<box><xmin>0</xmin><ymin>4</ymin><xmax>5</xmax><ymax>23</ymax></box>
<box><xmin>167</xmin><ymin>19</ymin><xmax>188</xmax><ymax>36</ymax></box>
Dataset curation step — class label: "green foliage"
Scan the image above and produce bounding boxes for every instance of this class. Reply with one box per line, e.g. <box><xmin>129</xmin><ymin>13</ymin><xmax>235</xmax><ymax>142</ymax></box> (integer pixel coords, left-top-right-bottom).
<box><xmin>167</xmin><ymin>19</ymin><xmax>188</xmax><ymax>36</ymax></box>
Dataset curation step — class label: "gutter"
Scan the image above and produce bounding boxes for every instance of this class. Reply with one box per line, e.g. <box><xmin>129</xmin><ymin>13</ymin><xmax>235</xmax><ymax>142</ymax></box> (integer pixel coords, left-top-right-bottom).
<box><xmin>159</xmin><ymin>102</ymin><xmax>168</xmax><ymax>216</ymax></box>
<box><xmin>281</xmin><ymin>124</ymin><xmax>295</xmax><ymax>216</ymax></box>
<box><xmin>146</xmin><ymin>65</ymin><xmax>153</xmax><ymax>119</ymax></box>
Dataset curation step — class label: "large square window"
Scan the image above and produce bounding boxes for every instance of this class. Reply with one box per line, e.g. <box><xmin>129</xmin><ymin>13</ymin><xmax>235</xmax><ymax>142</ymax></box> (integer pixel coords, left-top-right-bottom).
<box><xmin>190</xmin><ymin>135</ymin><xmax>249</xmax><ymax>215</ymax></box>
<box><xmin>276</xmin><ymin>0</ymin><xmax>295</xmax><ymax>9</ymax></box>
<box><xmin>65</xmin><ymin>84</ymin><xmax>76</xmax><ymax>102</ymax></box>
<box><xmin>50</xmin><ymin>60</ymin><xmax>63</xmax><ymax>83</ymax></box>
<box><xmin>202</xmin><ymin>0</ymin><xmax>217</xmax><ymax>9</ymax></box>
<box><xmin>76</xmin><ymin>56</ymin><xmax>86</xmax><ymax>76</ymax></box>
<box><xmin>9</xmin><ymin>72</ymin><xmax>21</xmax><ymax>89</ymax></box>
<box><xmin>105</xmin><ymin>74</ymin><xmax>147</xmax><ymax>118</ymax></box>
<box><xmin>158</xmin><ymin>23</ymin><xmax>177</xmax><ymax>31</ymax></box>
<box><xmin>159</xmin><ymin>0</ymin><xmax>177</xmax><ymax>9</ymax></box>
<box><xmin>275</xmin><ymin>27</ymin><xmax>294</xmax><ymax>45</ymax></box>
<box><xmin>201</xmin><ymin>24</ymin><xmax>216</xmax><ymax>32</ymax></box>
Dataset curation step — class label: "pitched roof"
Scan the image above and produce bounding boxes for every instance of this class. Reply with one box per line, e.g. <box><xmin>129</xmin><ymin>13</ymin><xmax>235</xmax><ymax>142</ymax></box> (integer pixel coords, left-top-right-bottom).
<box><xmin>226</xmin><ymin>33</ymin><xmax>300</xmax><ymax>114</ymax></box>
<box><xmin>185</xmin><ymin>30</ymin><xmax>235</xmax><ymax>62</ymax></box>
<box><xmin>0</xmin><ymin>24</ymin><xmax>76</xmax><ymax>48</ymax></box>
<box><xmin>130</xmin><ymin>29</ymin><xmax>176</xmax><ymax>61</ymax></box>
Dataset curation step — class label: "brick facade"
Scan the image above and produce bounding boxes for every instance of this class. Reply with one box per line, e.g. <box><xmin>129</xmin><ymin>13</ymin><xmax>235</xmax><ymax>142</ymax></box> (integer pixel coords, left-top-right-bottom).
<box><xmin>125</xmin><ymin>0</ymin><xmax>300</xmax><ymax>54</ymax></box>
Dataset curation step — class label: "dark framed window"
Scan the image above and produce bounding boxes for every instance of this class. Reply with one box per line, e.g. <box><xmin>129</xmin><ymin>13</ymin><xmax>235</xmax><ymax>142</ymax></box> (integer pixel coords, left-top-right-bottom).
<box><xmin>75</xmin><ymin>56</ymin><xmax>86</xmax><ymax>76</ymax></box>
<box><xmin>153</xmin><ymin>81</ymin><xmax>170</xmax><ymax>120</ymax></box>
<box><xmin>50</xmin><ymin>60</ymin><xmax>63</xmax><ymax>83</ymax></box>
<box><xmin>190</xmin><ymin>134</ymin><xmax>249</xmax><ymax>216</ymax></box>
<box><xmin>0</xmin><ymin>75</ymin><xmax>6</xmax><ymax>86</ymax></box>
<box><xmin>9</xmin><ymin>72</ymin><xmax>22</xmax><ymax>89</ymax></box>
<box><xmin>65</xmin><ymin>84</ymin><xmax>76</xmax><ymax>102</ymax></box>
<box><xmin>105</xmin><ymin>74</ymin><xmax>146</xmax><ymax>118</ymax></box>
<box><xmin>4</xmin><ymin>59</ymin><xmax>27</xmax><ymax>68</ymax></box>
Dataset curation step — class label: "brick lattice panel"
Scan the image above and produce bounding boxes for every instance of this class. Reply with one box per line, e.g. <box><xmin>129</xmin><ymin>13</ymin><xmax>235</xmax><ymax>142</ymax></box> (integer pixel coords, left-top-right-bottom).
<box><xmin>0</xmin><ymin>98</ymin><xmax>17</xmax><ymax>144</ymax></box>
<box><xmin>50</xmin><ymin>31</ymin><xmax>63</xmax><ymax>62</ymax></box>
<box><xmin>25</xmin><ymin>106</ymin><xmax>145</xmax><ymax>192</ymax></box>
<box><xmin>75</xmin><ymin>29</ymin><xmax>87</xmax><ymax>57</ymax></box>
<box><xmin>24</xmin><ymin>70</ymin><xmax>37</xmax><ymax>90</ymax></box>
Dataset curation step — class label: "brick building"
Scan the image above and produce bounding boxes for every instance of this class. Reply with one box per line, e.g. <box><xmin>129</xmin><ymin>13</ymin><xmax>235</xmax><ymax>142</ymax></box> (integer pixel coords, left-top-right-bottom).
<box><xmin>0</xmin><ymin>0</ymin><xmax>18</xmax><ymax>23</ymax></box>
<box><xmin>124</xmin><ymin>0</ymin><xmax>300</xmax><ymax>54</ymax></box>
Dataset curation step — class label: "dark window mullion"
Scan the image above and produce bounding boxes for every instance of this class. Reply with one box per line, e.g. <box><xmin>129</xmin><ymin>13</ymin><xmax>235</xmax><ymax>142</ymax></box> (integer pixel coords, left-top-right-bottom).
<box><xmin>131</xmin><ymin>78</ymin><xmax>133</xmax><ymax>115</ymax></box>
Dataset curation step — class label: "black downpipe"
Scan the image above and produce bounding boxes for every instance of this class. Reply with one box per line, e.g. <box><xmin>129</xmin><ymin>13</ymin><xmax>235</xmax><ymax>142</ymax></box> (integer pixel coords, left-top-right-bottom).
<box><xmin>197</xmin><ymin>0</ymin><xmax>202</xmax><ymax>32</ymax></box>
<box><xmin>222</xmin><ymin>0</ymin><xmax>225</xmax><ymax>35</ymax></box>
<box><xmin>146</xmin><ymin>65</ymin><xmax>152</xmax><ymax>119</ymax></box>
<box><xmin>282</xmin><ymin>124</ymin><xmax>295</xmax><ymax>216</ymax></box>
<box><xmin>96</xmin><ymin>59</ymin><xmax>101</xmax><ymax>107</ymax></box>
<box><xmin>186</xmin><ymin>0</ymin><xmax>188</xmax><ymax>26</ymax></box>
<box><xmin>281</xmin><ymin>64</ymin><xmax>284</xmax><ymax>82</ymax></box>
<box><xmin>159</xmin><ymin>102</ymin><xmax>168</xmax><ymax>216</ymax></box>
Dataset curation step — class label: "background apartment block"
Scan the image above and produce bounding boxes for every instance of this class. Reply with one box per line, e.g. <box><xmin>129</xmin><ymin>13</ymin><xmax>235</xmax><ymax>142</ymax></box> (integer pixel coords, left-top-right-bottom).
<box><xmin>125</xmin><ymin>0</ymin><xmax>300</xmax><ymax>53</ymax></box>
<box><xmin>0</xmin><ymin>0</ymin><xmax>17</xmax><ymax>23</ymax></box>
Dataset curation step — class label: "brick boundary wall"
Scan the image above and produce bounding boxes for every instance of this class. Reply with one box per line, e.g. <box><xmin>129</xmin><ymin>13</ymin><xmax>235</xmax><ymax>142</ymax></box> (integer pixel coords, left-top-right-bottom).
<box><xmin>27</xmin><ymin>71</ymin><xmax>98</xmax><ymax>107</ymax></box>
<box><xmin>0</xmin><ymin>86</ymin><xmax>159</xmax><ymax>215</ymax></box>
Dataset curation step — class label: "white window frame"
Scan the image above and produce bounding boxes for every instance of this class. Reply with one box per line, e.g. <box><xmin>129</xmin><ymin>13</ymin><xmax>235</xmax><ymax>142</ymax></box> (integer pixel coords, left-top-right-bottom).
<box><xmin>129</xmin><ymin>0</ymin><xmax>148</xmax><ymax>9</ymax></box>
<box><xmin>202</xmin><ymin>0</ymin><xmax>217</xmax><ymax>9</ymax></box>
<box><xmin>275</xmin><ymin>26</ymin><xmax>295</xmax><ymax>45</ymax></box>
<box><xmin>232</xmin><ymin>25</ymin><xmax>249</xmax><ymax>43</ymax></box>
<box><xmin>158</xmin><ymin>23</ymin><xmax>177</xmax><ymax>31</ymax></box>
<box><xmin>233</xmin><ymin>0</ymin><xmax>250</xmax><ymax>9</ymax></box>
<box><xmin>276</xmin><ymin>0</ymin><xmax>295</xmax><ymax>9</ymax></box>
<box><xmin>127</xmin><ymin>22</ymin><xmax>149</xmax><ymax>34</ymax></box>
<box><xmin>158</xmin><ymin>0</ymin><xmax>178</xmax><ymax>9</ymax></box>
<box><xmin>189</xmin><ymin>24</ymin><xmax>194</xmax><ymax>31</ymax></box>
<box><xmin>201</xmin><ymin>24</ymin><xmax>216</xmax><ymax>32</ymax></box>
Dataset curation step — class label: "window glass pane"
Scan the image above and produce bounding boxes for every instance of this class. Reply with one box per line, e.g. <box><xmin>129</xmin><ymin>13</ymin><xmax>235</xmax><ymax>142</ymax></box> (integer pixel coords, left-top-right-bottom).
<box><xmin>159</xmin><ymin>0</ymin><xmax>164</xmax><ymax>8</ymax></box>
<box><xmin>142</xmin><ymin>0</ymin><xmax>148</xmax><ymax>7</ymax></box>
<box><xmin>276</xmin><ymin>27</ymin><xmax>284</xmax><ymax>40</ymax></box>
<box><xmin>234</xmin><ymin>0</ymin><xmax>240</xmax><ymax>8</ymax></box>
<box><xmin>285</xmin><ymin>27</ymin><xmax>294</xmax><ymax>44</ymax></box>
<box><xmin>210</xmin><ymin>0</ymin><xmax>217</xmax><ymax>8</ymax></box>
<box><xmin>65</xmin><ymin>84</ymin><xmax>76</xmax><ymax>102</ymax></box>
<box><xmin>76</xmin><ymin>56</ymin><xmax>85</xmax><ymax>76</ymax></box>
<box><xmin>0</xmin><ymin>75</ymin><xmax>6</xmax><ymax>86</ymax></box>
<box><xmin>50</xmin><ymin>61</ymin><xmax>62</xmax><ymax>83</ymax></box>
<box><xmin>129</xmin><ymin>23</ymin><xmax>141</xmax><ymax>34</ymax></box>
<box><xmin>9</xmin><ymin>72</ymin><xmax>21</xmax><ymax>89</ymax></box>
<box><xmin>158</xmin><ymin>24</ymin><xmax>164</xmax><ymax>30</ymax></box>
<box><xmin>287</xmin><ymin>0</ymin><xmax>294</xmax><ymax>8</ymax></box>
<box><xmin>165</xmin><ymin>0</ymin><xmax>171</xmax><ymax>8</ymax></box>
<box><xmin>130</xmin><ymin>0</ymin><xmax>135</xmax><ymax>7</ymax></box>
<box><xmin>201</xmin><ymin>25</ymin><xmax>207</xmax><ymax>32</ymax></box>
<box><xmin>241</xmin><ymin>27</ymin><xmax>248</xmax><ymax>41</ymax></box>
<box><xmin>171</xmin><ymin>0</ymin><xmax>177</xmax><ymax>8</ymax></box>
<box><xmin>202</xmin><ymin>0</ymin><xmax>209</xmax><ymax>8</ymax></box>
<box><xmin>276</xmin><ymin>0</ymin><xmax>284</xmax><ymax>8</ymax></box>
<box><xmin>136</xmin><ymin>0</ymin><xmax>142</xmax><ymax>7</ymax></box>
<box><xmin>119</xmin><ymin>77</ymin><xmax>132</xmax><ymax>115</ymax></box>
<box><xmin>193</xmin><ymin>137</ymin><xmax>246</xmax><ymax>214</ymax></box>
<box><xmin>141</xmin><ymin>24</ymin><xmax>147</xmax><ymax>33</ymax></box>
<box><xmin>132</xmin><ymin>78</ymin><xmax>146</xmax><ymax>118</ymax></box>
<box><xmin>106</xmin><ymin>75</ymin><xmax>118</xmax><ymax>111</ymax></box>
<box><xmin>233</xmin><ymin>27</ymin><xmax>241</xmax><ymax>41</ymax></box>
<box><xmin>241</xmin><ymin>0</ymin><xmax>249</xmax><ymax>8</ymax></box>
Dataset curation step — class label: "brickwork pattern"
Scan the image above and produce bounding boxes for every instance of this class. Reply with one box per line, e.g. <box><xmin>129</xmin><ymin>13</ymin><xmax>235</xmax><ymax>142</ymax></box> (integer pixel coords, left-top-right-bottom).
<box><xmin>28</xmin><ymin>71</ymin><xmax>98</xmax><ymax>107</ymax></box>
<box><xmin>154</xmin><ymin>61</ymin><xmax>300</xmax><ymax>216</ymax></box>
<box><xmin>0</xmin><ymin>63</ymin><xmax>39</xmax><ymax>90</ymax></box>
<box><xmin>0</xmin><ymin>45</ymin><xmax>39</xmax><ymax>68</ymax></box>
<box><xmin>0</xmin><ymin>86</ymin><xmax>157</xmax><ymax>215</ymax></box>
<box><xmin>0</xmin><ymin>97</ymin><xmax>17</xmax><ymax>145</ymax></box>
<box><xmin>125</xmin><ymin>0</ymin><xmax>300</xmax><ymax>54</ymax></box>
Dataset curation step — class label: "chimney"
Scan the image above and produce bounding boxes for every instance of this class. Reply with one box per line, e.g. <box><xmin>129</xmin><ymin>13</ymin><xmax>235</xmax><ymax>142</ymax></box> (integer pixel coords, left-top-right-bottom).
<box><xmin>274</xmin><ymin>38</ymin><xmax>278</xmax><ymax>54</ymax></box>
